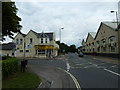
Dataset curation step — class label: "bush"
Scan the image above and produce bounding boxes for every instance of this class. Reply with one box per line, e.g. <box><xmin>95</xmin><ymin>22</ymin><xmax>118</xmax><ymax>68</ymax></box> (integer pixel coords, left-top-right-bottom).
<box><xmin>2</xmin><ymin>57</ymin><xmax>18</xmax><ymax>79</ymax></box>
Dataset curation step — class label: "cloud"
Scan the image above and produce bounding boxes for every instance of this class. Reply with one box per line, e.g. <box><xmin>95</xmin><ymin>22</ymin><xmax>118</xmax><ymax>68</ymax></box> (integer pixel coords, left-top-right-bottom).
<box><xmin>4</xmin><ymin>1</ymin><xmax>118</xmax><ymax>47</ymax></box>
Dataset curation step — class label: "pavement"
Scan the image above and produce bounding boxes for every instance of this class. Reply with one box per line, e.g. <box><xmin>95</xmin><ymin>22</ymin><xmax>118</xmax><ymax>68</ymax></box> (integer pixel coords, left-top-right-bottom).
<box><xmin>85</xmin><ymin>55</ymin><xmax>120</xmax><ymax>64</ymax></box>
<box><xmin>27</xmin><ymin>64</ymin><xmax>80</xmax><ymax>89</ymax></box>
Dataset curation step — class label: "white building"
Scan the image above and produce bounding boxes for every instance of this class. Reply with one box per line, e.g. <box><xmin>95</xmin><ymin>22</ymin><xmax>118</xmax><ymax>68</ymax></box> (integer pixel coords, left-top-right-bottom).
<box><xmin>13</xmin><ymin>30</ymin><xmax>59</xmax><ymax>58</ymax></box>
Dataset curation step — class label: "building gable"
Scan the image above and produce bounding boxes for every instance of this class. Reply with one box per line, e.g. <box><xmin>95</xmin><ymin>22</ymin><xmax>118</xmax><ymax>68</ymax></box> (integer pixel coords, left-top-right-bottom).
<box><xmin>25</xmin><ymin>30</ymin><xmax>38</xmax><ymax>38</ymax></box>
<box><xmin>14</xmin><ymin>32</ymin><xmax>26</xmax><ymax>40</ymax></box>
<box><xmin>94</xmin><ymin>22</ymin><xmax>117</xmax><ymax>41</ymax></box>
<box><xmin>86</xmin><ymin>33</ymin><xmax>94</xmax><ymax>44</ymax></box>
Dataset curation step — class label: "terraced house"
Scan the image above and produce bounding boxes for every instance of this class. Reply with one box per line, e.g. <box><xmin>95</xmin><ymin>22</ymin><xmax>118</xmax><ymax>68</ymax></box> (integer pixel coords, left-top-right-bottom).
<box><xmin>82</xmin><ymin>21</ymin><xmax>119</xmax><ymax>58</ymax></box>
<box><xmin>13</xmin><ymin>30</ymin><xmax>59</xmax><ymax>58</ymax></box>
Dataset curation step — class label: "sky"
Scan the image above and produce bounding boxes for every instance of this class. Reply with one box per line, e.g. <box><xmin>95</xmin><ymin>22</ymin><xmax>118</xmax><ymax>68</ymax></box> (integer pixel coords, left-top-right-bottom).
<box><xmin>3</xmin><ymin>0</ymin><xmax>119</xmax><ymax>47</ymax></box>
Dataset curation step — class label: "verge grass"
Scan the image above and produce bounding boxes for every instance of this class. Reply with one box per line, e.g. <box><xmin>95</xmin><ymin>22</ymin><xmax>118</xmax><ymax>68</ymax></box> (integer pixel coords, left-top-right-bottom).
<box><xmin>2</xmin><ymin>71</ymin><xmax>41</xmax><ymax>88</ymax></box>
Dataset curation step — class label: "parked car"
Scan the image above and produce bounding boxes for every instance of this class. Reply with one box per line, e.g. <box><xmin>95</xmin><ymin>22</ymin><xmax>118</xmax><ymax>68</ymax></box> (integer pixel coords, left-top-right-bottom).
<box><xmin>78</xmin><ymin>52</ymin><xmax>84</xmax><ymax>57</ymax></box>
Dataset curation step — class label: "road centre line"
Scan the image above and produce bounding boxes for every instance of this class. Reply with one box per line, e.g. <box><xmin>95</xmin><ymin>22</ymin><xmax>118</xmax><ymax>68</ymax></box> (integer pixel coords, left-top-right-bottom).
<box><xmin>104</xmin><ymin>68</ymin><xmax>120</xmax><ymax>77</ymax></box>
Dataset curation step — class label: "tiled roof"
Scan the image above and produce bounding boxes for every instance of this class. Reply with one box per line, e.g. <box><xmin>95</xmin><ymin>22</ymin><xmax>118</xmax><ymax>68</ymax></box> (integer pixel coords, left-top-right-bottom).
<box><xmin>102</xmin><ymin>22</ymin><xmax>117</xmax><ymax>30</ymax></box>
<box><xmin>31</xmin><ymin>30</ymin><xmax>53</xmax><ymax>41</ymax></box>
<box><xmin>0</xmin><ymin>42</ymin><xmax>16</xmax><ymax>50</ymax></box>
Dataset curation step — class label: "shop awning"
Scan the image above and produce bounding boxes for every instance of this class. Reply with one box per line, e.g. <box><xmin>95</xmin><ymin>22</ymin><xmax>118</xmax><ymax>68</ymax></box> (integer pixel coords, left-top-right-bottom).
<box><xmin>34</xmin><ymin>45</ymin><xmax>58</xmax><ymax>50</ymax></box>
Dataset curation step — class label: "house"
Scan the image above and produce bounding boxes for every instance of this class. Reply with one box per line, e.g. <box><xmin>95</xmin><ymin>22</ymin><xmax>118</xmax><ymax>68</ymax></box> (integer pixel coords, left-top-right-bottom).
<box><xmin>84</xmin><ymin>32</ymin><xmax>96</xmax><ymax>54</ymax></box>
<box><xmin>13</xmin><ymin>30</ymin><xmax>59</xmax><ymax>58</ymax></box>
<box><xmin>82</xmin><ymin>22</ymin><xmax>119</xmax><ymax>58</ymax></box>
<box><xmin>94</xmin><ymin>22</ymin><xmax>118</xmax><ymax>56</ymax></box>
<box><xmin>0</xmin><ymin>42</ymin><xmax>16</xmax><ymax>57</ymax></box>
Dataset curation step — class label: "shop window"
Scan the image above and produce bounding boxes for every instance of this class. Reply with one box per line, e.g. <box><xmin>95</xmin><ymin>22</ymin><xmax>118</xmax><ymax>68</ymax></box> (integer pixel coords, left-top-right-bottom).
<box><xmin>35</xmin><ymin>50</ymin><xmax>37</xmax><ymax>54</ymax></box>
<box><xmin>38</xmin><ymin>50</ymin><xmax>45</xmax><ymax>55</ymax></box>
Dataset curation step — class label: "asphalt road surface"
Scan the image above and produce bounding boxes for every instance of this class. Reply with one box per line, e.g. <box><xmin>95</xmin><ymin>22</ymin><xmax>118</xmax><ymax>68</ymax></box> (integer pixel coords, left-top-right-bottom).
<box><xmin>27</xmin><ymin>53</ymin><xmax>120</xmax><ymax>89</ymax></box>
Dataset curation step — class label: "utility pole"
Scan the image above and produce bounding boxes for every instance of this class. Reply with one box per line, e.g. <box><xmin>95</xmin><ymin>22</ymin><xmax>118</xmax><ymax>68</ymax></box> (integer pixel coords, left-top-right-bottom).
<box><xmin>111</xmin><ymin>11</ymin><xmax>120</xmax><ymax>58</ymax></box>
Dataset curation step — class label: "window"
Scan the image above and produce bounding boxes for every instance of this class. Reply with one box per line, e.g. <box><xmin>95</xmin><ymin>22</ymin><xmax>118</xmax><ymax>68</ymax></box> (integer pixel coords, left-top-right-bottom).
<box><xmin>96</xmin><ymin>41</ymin><xmax>99</xmax><ymax>44</ymax></box>
<box><xmin>97</xmin><ymin>47</ymin><xmax>100</xmax><ymax>52</ymax></box>
<box><xmin>38</xmin><ymin>50</ymin><xmax>45</xmax><ymax>55</ymax></box>
<box><xmin>20</xmin><ymin>39</ymin><xmax>23</xmax><ymax>44</ymax></box>
<box><xmin>41</xmin><ymin>38</ymin><xmax>43</xmax><ymax>43</ymax></box>
<box><xmin>26</xmin><ymin>50</ymin><xmax>29</xmax><ymax>52</ymax></box>
<box><xmin>30</xmin><ymin>38</ymin><xmax>33</xmax><ymax>44</ymax></box>
<box><xmin>45</xmin><ymin>38</ymin><xmax>48</xmax><ymax>43</ymax></box>
<box><xmin>20</xmin><ymin>50</ymin><xmax>23</xmax><ymax>52</ymax></box>
<box><xmin>101</xmin><ymin>39</ymin><xmax>106</xmax><ymax>44</ymax></box>
<box><xmin>35</xmin><ymin>50</ymin><xmax>37</xmax><ymax>54</ymax></box>
<box><xmin>16</xmin><ymin>39</ymin><xmax>19</xmax><ymax>44</ymax></box>
<box><xmin>109</xmin><ymin>36</ymin><xmax>115</xmax><ymax>43</ymax></box>
<box><xmin>111</xmin><ymin>47</ymin><xmax>115</xmax><ymax>52</ymax></box>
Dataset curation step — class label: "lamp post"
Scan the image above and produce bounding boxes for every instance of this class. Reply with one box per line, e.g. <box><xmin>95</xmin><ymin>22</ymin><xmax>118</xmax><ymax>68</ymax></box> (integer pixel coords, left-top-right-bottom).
<box><xmin>111</xmin><ymin>11</ymin><xmax>119</xmax><ymax>26</ymax></box>
<box><xmin>111</xmin><ymin>10</ymin><xmax>120</xmax><ymax>58</ymax></box>
<box><xmin>59</xmin><ymin>28</ymin><xmax>64</xmax><ymax>55</ymax></box>
<box><xmin>23</xmin><ymin>37</ymin><xmax>26</xmax><ymax>60</ymax></box>
<box><xmin>59</xmin><ymin>28</ymin><xmax>64</xmax><ymax>43</ymax></box>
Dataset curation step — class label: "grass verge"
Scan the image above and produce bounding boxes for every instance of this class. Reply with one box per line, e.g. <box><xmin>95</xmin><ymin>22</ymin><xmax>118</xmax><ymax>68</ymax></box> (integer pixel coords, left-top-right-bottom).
<box><xmin>2</xmin><ymin>70</ymin><xmax>41</xmax><ymax>88</ymax></box>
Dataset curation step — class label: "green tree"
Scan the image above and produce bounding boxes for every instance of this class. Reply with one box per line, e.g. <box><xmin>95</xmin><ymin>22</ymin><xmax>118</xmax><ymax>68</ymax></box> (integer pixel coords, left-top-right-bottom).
<box><xmin>69</xmin><ymin>44</ymin><xmax>77</xmax><ymax>53</ymax></box>
<box><xmin>2</xmin><ymin>1</ymin><xmax>22</xmax><ymax>40</ymax></box>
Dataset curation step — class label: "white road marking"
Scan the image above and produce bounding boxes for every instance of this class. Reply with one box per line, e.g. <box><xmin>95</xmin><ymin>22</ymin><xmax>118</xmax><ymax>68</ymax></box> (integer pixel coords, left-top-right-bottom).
<box><xmin>104</xmin><ymin>68</ymin><xmax>120</xmax><ymax>77</ymax></box>
<box><xmin>111</xmin><ymin>65</ymin><xmax>118</xmax><ymax>68</ymax></box>
<box><xmin>66</xmin><ymin>61</ymin><xmax>70</xmax><ymax>72</ymax></box>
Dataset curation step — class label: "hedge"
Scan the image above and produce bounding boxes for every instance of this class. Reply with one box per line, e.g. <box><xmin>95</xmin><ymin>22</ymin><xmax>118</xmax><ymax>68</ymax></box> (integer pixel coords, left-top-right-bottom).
<box><xmin>2</xmin><ymin>57</ymin><xmax>18</xmax><ymax>79</ymax></box>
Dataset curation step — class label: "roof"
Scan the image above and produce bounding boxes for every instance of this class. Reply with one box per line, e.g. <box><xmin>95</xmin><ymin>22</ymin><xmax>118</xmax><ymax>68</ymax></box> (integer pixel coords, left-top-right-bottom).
<box><xmin>0</xmin><ymin>42</ymin><xmax>16</xmax><ymax>50</ymax></box>
<box><xmin>89</xmin><ymin>32</ymin><xmax>96</xmax><ymax>38</ymax></box>
<box><xmin>102</xmin><ymin>22</ymin><xmax>117</xmax><ymax>30</ymax></box>
<box><xmin>19</xmin><ymin>31</ymin><xmax>26</xmax><ymax>37</ymax></box>
<box><xmin>30</xmin><ymin>30</ymin><xmax>53</xmax><ymax>41</ymax></box>
<box><xmin>94</xmin><ymin>21</ymin><xmax>118</xmax><ymax>39</ymax></box>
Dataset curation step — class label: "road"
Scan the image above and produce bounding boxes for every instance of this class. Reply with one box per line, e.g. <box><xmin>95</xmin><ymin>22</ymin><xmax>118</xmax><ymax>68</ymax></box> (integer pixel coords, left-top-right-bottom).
<box><xmin>27</xmin><ymin>53</ymin><xmax>120</xmax><ymax>89</ymax></box>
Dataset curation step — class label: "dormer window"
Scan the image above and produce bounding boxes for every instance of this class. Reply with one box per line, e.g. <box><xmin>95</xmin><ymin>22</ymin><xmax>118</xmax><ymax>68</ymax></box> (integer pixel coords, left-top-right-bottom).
<box><xmin>41</xmin><ymin>38</ymin><xmax>43</xmax><ymax>43</ymax></box>
<box><xmin>45</xmin><ymin>38</ymin><xmax>49</xmax><ymax>43</ymax></box>
<box><xmin>45</xmin><ymin>38</ymin><xmax>47</xmax><ymax>43</ymax></box>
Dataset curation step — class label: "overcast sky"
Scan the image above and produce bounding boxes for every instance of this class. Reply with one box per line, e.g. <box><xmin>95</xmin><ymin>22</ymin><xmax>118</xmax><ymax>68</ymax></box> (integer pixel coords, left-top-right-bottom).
<box><xmin>4</xmin><ymin>0</ymin><xmax>119</xmax><ymax>47</ymax></box>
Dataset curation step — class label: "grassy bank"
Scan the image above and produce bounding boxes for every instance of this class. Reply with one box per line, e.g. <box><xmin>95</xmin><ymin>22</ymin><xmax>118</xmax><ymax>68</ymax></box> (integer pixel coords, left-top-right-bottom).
<box><xmin>2</xmin><ymin>71</ymin><xmax>41</xmax><ymax>88</ymax></box>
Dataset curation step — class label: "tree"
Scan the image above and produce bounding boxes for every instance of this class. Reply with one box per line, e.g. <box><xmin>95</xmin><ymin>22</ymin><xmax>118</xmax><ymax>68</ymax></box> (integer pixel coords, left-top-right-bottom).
<box><xmin>2</xmin><ymin>1</ymin><xmax>22</xmax><ymax>40</ymax></box>
<box><xmin>69</xmin><ymin>44</ymin><xmax>77</xmax><ymax>53</ymax></box>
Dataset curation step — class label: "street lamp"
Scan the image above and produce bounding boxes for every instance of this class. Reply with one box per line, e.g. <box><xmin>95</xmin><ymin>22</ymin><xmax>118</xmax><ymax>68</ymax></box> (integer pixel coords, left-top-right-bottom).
<box><xmin>59</xmin><ymin>28</ymin><xmax>64</xmax><ymax>55</ymax></box>
<box><xmin>110</xmin><ymin>10</ymin><xmax>120</xmax><ymax>58</ymax></box>
<box><xmin>59</xmin><ymin>28</ymin><xmax>64</xmax><ymax>43</ymax></box>
<box><xmin>111</xmin><ymin>11</ymin><xmax>119</xmax><ymax>27</ymax></box>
